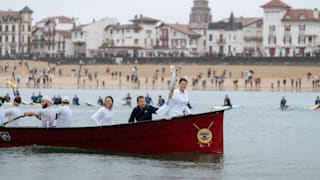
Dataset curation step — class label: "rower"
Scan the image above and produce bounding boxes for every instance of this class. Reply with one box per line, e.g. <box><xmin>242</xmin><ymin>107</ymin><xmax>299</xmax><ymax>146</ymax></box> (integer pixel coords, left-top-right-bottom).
<box><xmin>55</xmin><ymin>96</ymin><xmax>73</xmax><ymax>127</ymax></box>
<box><xmin>4</xmin><ymin>96</ymin><xmax>23</xmax><ymax>127</ymax></box>
<box><xmin>24</xmin><ymin>95</ymin><xmax>57</xmax><ymax>127</ymax></box>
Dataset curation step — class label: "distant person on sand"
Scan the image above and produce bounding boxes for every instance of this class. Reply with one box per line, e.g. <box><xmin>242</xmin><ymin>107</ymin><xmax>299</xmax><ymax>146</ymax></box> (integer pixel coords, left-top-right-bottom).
<box><xmin>128</xmin><ymin>96</ymin><xmax>158</xmax><ymax>123</ymax></box>
<box><xmin>280</xmin><ymin>96</ymin><xmax>288</xmax><ymax>110</ymax></box>
<box><xmin>223</xmin><ymin>95</ymin><xmax>232</xmax><ymax>107</ymax></box>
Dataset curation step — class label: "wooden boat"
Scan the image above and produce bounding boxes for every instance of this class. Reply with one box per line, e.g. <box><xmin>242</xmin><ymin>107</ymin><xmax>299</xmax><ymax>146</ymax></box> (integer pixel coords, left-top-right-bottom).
<box><xmin>0</xmin><ymin>111</ymin><xmax>224</xmax><ymax>154</ymax></box>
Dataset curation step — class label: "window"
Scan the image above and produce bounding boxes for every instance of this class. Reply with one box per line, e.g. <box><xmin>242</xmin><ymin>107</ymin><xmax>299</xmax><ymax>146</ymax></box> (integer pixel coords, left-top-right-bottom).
<box><xmin>134</xmin><ymin>39</ymin><xmax>138</xmax><ymax>45</ymax></box>
<box><xmin>0</xmin><ymin>36</ymin><xmax>2</xmax><ymax>42</ymax></box>
<box><xmin>173</xmin><ymin>31</ymin><xmax>177</xmax><ymax>36</ymax></box>
<box><xmin>5</xmin><ymin>25</ymin><xmax>8</xmax><ymax>32</ymax></box>
<box><xmin>298</xmin><ymin>35</ymin><xmax>305</xmax><ymax>44</ymax></box>
<box><xmin>28</xmin><ymin>25</ymin><xmax>31</xmax><ymax>32</ymax></box>
<box><xmin>5</xmin><ymin>36</ymin><xmax>8</xmax><ymax>42</ymax></box>
<box><xmin>0</xmin><ymin>25</ymin><xmax>2</xmax><ymax>32</ymax></box>
<box><xmin>299</xmin><ymin>24</ymin><xmax>305</xmax><ymax>31</ymax></box>
<box><xmin>268</xmin><ymin>35</ymin><xmax>276</xmax><ymax>44</ymax></box>
<box><xmin>22</xmin><ymin>25</ymin><xmax>24</xmax><ymax>31</ymax></box>
<box><xmin>12</xmin><ymin>36</ymin><xmax>15</xmax><ymax>43</ymax></box>
<box><xmin>181</xmin><ymin>39</ymin><xmax>186</xmax><ymax>47</ymax></box>
<box><xmin>283</xmin><ymin>36</ymin><xmax>291</xmax><ymax>45</ymax></box>
<box><xmin>209</xmin><ymin>34</ymin><xmax>212</xmax><ymax>41</ymax></box>
<box><xmin>269</xmin><ymin>25</ymin><xmax>276</xmax><ymax>32</ymax></box>
<box><xmin>12</xmin><ymin>25</ymin><xmax>15</xmax><ymax>32</ymax></box>
<box><xmin>284</xmin><ymin>25</ymin><xmax>291</xmax><ymax>31</ymax></box>
<box><xmin>299</xmin><ymin>15</ymin><xmax>306</xmax><ymax>20</ymax></box>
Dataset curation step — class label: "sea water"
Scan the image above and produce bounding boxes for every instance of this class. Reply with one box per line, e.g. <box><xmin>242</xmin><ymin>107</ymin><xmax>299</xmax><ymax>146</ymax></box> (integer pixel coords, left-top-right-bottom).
<box><xmin>0</xmin><ymin>88</ymin><xmax>319</xmax><ymax>180</ymax></box>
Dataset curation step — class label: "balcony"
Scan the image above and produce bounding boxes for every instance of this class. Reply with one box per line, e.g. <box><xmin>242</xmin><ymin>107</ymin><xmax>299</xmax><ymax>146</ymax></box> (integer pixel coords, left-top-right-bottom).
<box><xmin>216</xmin><ymin>38</ymin><xmax>226</xmax><ymax>45</ymax></box>
<box><xmin>244</xmin><ymin>36</ymin><xmax>263</xmax><ymax>42</ymax></box>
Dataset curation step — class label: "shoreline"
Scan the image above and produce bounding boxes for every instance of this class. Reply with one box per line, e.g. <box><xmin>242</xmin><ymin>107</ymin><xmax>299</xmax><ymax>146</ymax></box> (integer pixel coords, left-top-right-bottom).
<box><xmin>0</xmin><ymin>60</ymin><xmax>319</xmax><ymax>93</ymax></box>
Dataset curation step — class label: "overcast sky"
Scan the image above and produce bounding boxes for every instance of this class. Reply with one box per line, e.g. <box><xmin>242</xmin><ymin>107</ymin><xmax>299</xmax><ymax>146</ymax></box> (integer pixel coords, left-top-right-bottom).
<box><xmin>2</xmin><ymin>0</ymin><xmax>320</xmax><ymax>25</ymax></box>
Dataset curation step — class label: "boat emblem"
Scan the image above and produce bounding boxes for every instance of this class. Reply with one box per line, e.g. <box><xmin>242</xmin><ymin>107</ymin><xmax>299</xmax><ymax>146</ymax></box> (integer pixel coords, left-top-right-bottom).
<box><xmin>0</xmin><ymin>131</ymin><xmax>11</xmax><ymax>142</ymax></box>
<box><xmin>193</xmin><ymin>121</ymin><xmax>214</xmax><ymax>147</ymax></box>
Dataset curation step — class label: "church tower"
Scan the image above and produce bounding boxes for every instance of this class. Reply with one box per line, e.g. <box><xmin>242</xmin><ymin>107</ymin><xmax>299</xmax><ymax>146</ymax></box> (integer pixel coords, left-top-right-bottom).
<box><xmin>189</xmin><ymin>0</ymin><xmax>212</xmax><ymax>25</ymax></box>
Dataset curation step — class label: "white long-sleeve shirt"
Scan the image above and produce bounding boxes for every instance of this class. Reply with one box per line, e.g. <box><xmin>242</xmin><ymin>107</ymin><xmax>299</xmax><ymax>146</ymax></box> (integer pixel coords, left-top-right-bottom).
<box><xmin>91</xmin><ymin>107</ymin><xmax>112</xmax><ymax>126</ymax></box>
<box><xmin>36</xmin><ymin>107</ymin><xmax>57</xmax><ymax>128</ymax></box>
<box><xmin>166</xmin><ymin>88</ymin><xmax>191</xmax><ymax>119</ymax></box>
<box><xmin>5</xmin><ymin>107</ymin><xmax>23</xmax><ymax>127</ymax></box>
<box><xmin>0</xmin><ymin>106</ymin><xmax>7</xmax><ymax>124</ymax></box>
<box><xmin>56</xmin><ymin>105</ymin><xmax>72</xmax><ymax>127</ymax></box>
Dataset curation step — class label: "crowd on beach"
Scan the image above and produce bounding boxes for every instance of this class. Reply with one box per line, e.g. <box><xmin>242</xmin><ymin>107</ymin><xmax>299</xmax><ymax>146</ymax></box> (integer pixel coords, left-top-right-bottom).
<box><xmin>1</xmin><ymin>60</ymin><xmax>320</xmax><ymax>91</ymax></box>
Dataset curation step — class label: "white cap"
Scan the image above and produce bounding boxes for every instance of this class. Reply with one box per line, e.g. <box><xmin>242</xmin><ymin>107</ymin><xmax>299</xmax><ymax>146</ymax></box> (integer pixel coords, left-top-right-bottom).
<box><xmin>42</xmin><ymin>95</ymin><xmax>53</xmax><ymax>104</ymax></box>
<box><xmin>62</xmin><ymin>96</ymin><xmax>70</xmax><ymax>103</ymax></box>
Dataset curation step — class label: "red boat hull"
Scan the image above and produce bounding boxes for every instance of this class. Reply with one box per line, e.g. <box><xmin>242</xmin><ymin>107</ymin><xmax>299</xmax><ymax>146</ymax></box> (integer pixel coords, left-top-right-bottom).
<box><xmin>0</xmin><ymin>111</ymin><xmax>224</xmax><ymax>154</ymax></box>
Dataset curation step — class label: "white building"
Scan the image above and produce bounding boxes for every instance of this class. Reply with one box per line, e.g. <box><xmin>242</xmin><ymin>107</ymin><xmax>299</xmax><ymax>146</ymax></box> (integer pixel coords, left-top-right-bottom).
<box><xmin>239</xmin><ymin>17</ymin><xmax>263</xmax><ymax>56</ymax></box>
<box><xmin>103</xmin><ymin>15</ymin><xmax>159</xmax><ymax>57</ymax></box>
<box><xmin>155</xmin><ymin>23</ymin><xmax>203</xmax><ymax>57</ymax></box>
<box><xmin>0</xmin><ymin>6</ymin><xmax>33</xmax><ymax>57</ymax></box>
<box><xmin>32</xmin><ymin>16</ymin><xmax>75</xmax><ymax>57</ymax></box>
<box><xmin>261</xmin><ymin>0</ymin><xmax>320</xmax><ymax>57</ymax></box>
<box><xmin>207</xmin><ymin>13</ymin><xmax>244</xmax><ymax>56</ymax></box>
<box><xmin>72</xmin><ymin>17</ymin><xmax>117</xmax><ymax>57</ymax></box>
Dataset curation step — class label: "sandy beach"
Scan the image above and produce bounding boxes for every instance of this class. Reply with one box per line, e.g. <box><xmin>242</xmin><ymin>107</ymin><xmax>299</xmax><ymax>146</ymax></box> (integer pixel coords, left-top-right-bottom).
<box><xmin>0</xmin><ymin>60</ymin><xmax>319</xmax><ymax>91</ymax></box>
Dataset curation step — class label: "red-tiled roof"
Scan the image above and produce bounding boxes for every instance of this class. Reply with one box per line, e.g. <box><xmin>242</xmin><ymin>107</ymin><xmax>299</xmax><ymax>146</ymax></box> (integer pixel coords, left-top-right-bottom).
<box><xmin>72</xmin><ymin>24</ymin><xmax>89</xmax><ymax>31</ymax></box>
<box><xmin>282</xmin><ymin>9</ymin><xmax>320</xmax><ymax>22</ymax></box>
<box><xmin>56</xmin><ymin>30</ymin><xmax>72</xmax><ymax>38</ymax></box>
<box><xmin>0</xmin><ymin>11</ymin><xmax>20</xmax><ymax>18</ymax></box>
<box><xmin>37</xmin><ymin>16</ymin><xmax>73</xmax><ymax>24</ymax></box>
<box><xmin>261</xmin><ymin>0</ymin><xmax>291</xmax><ymax>9</ymax></box>
<box><xmin>160</xmin><ymin>23</ymin><xmax>200</xmax><ymax>36</ymax></box>
<box><xmin>189</xmin><ymin>24</ymin><xmax>208</xmax><ymax>29</ymax></box>
<box><xmin>130</xmin><ymin>16</ymin><xmax>159</xmax><ymax>23</ymax></box>
<box><xmin>237</xmin><ymin>17</ymin><xmax>263</xmax><ymax>27</ymax></box>
<box><xmin>105</xmin><ymin>24</ymin><xmax>142</xmax><ymax>31</ymax></box>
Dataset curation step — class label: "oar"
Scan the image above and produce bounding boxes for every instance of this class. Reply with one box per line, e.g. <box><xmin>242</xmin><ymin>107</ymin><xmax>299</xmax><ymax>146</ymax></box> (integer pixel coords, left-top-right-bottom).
<box><xmin>0</xmin><ymin>115</ymin><xmax>25</xmax><ymax>127</ymax></box>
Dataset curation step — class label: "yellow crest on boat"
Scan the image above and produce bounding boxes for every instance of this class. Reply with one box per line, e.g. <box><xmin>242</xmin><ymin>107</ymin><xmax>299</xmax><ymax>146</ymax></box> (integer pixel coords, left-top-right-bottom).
<box><xmin>193</xmin><ymin>121</ymin><xmax>214</xmax><ymax>146</ymax></box>
<box><xmin>197</xmin><ymin>128</ymin><xmax>213</xmax><ymax>144</ymax></box>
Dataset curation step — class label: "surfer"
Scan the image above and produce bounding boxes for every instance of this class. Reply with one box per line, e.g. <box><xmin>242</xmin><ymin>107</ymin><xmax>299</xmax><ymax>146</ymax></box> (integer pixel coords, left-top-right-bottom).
<box><xmin>280</xmin><ymin>96</ymin><xmax>288</xmax><ymax>110</ymax></box>
<box><xmin>223</xmin><ymin>94</ymin><xmax>232</xmax><ymax>107</ymax></box>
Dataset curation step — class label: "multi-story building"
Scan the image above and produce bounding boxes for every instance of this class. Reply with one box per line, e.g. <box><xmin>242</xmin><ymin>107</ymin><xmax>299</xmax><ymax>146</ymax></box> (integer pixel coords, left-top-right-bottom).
<box><xmin>32</xmin><ymin>16</ymin><xmax>75</xmax><ymax>57</ymax></box>
<box><xmin>103</xmin><ymin>15</ymin><xmax>159</xmax><ymax>57</ymax></box>
<box><xmin>207</xmin><ymin>13</ymin><xmax>244</xmax><ymax>56</ymax></box>
<box><xmin>0</xmin><ymin>6</ymin><xmax>33</xmax><ymax>57</ymax></box>
<box><xmin>156</xmin><ymin>23</ymin><xmax>202</xmax><ymax>57</ymax></box>
<box><xmin>261</xmin><ymin>0</ymin><xmax>320</xmax><ymax>57</ymax></box>
<box><xmin>189</xmin><ymin>0</ymin><xmax>212</xmax><ymax>25</ymax></box>
<box><xmin>239</xmin><ymin>17</ymin><xmax>263</xmax><ymax>56</ymax></box>
<box><xmin>72</xmin><ymin>17</ymin><xmax>116</xmax><ymax>57</ymax></box>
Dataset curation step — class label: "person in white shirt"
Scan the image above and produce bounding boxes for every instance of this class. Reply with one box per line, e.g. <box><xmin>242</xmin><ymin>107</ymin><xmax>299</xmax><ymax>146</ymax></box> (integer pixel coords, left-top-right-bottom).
<box><xmin>24</xmin><ymin>95</ymin><xmax>56</xmax><ymax>128</ymax></box>
<box><xmin>91</xmin><ymin>96</ymin><xmax>113</xmax><ymax>126</ymax></box>
<box><xmin>166</xmin><ymin>78</ymin><xmax>191</xmax><ymax>119</ymax></box>
<box><xmin>5</xmin><ymin>96</ymin><xmax>23</xmax><ymax>127</ymax></box>
<box><xmin>0</xmin><ymin>97</ymin><xmax>6</xmax><ymax>124</ymax></box>
<box><xmin>55</xmin><ymin>96</ymin><xmax>73</xmax><ymax>127</ymax></box>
